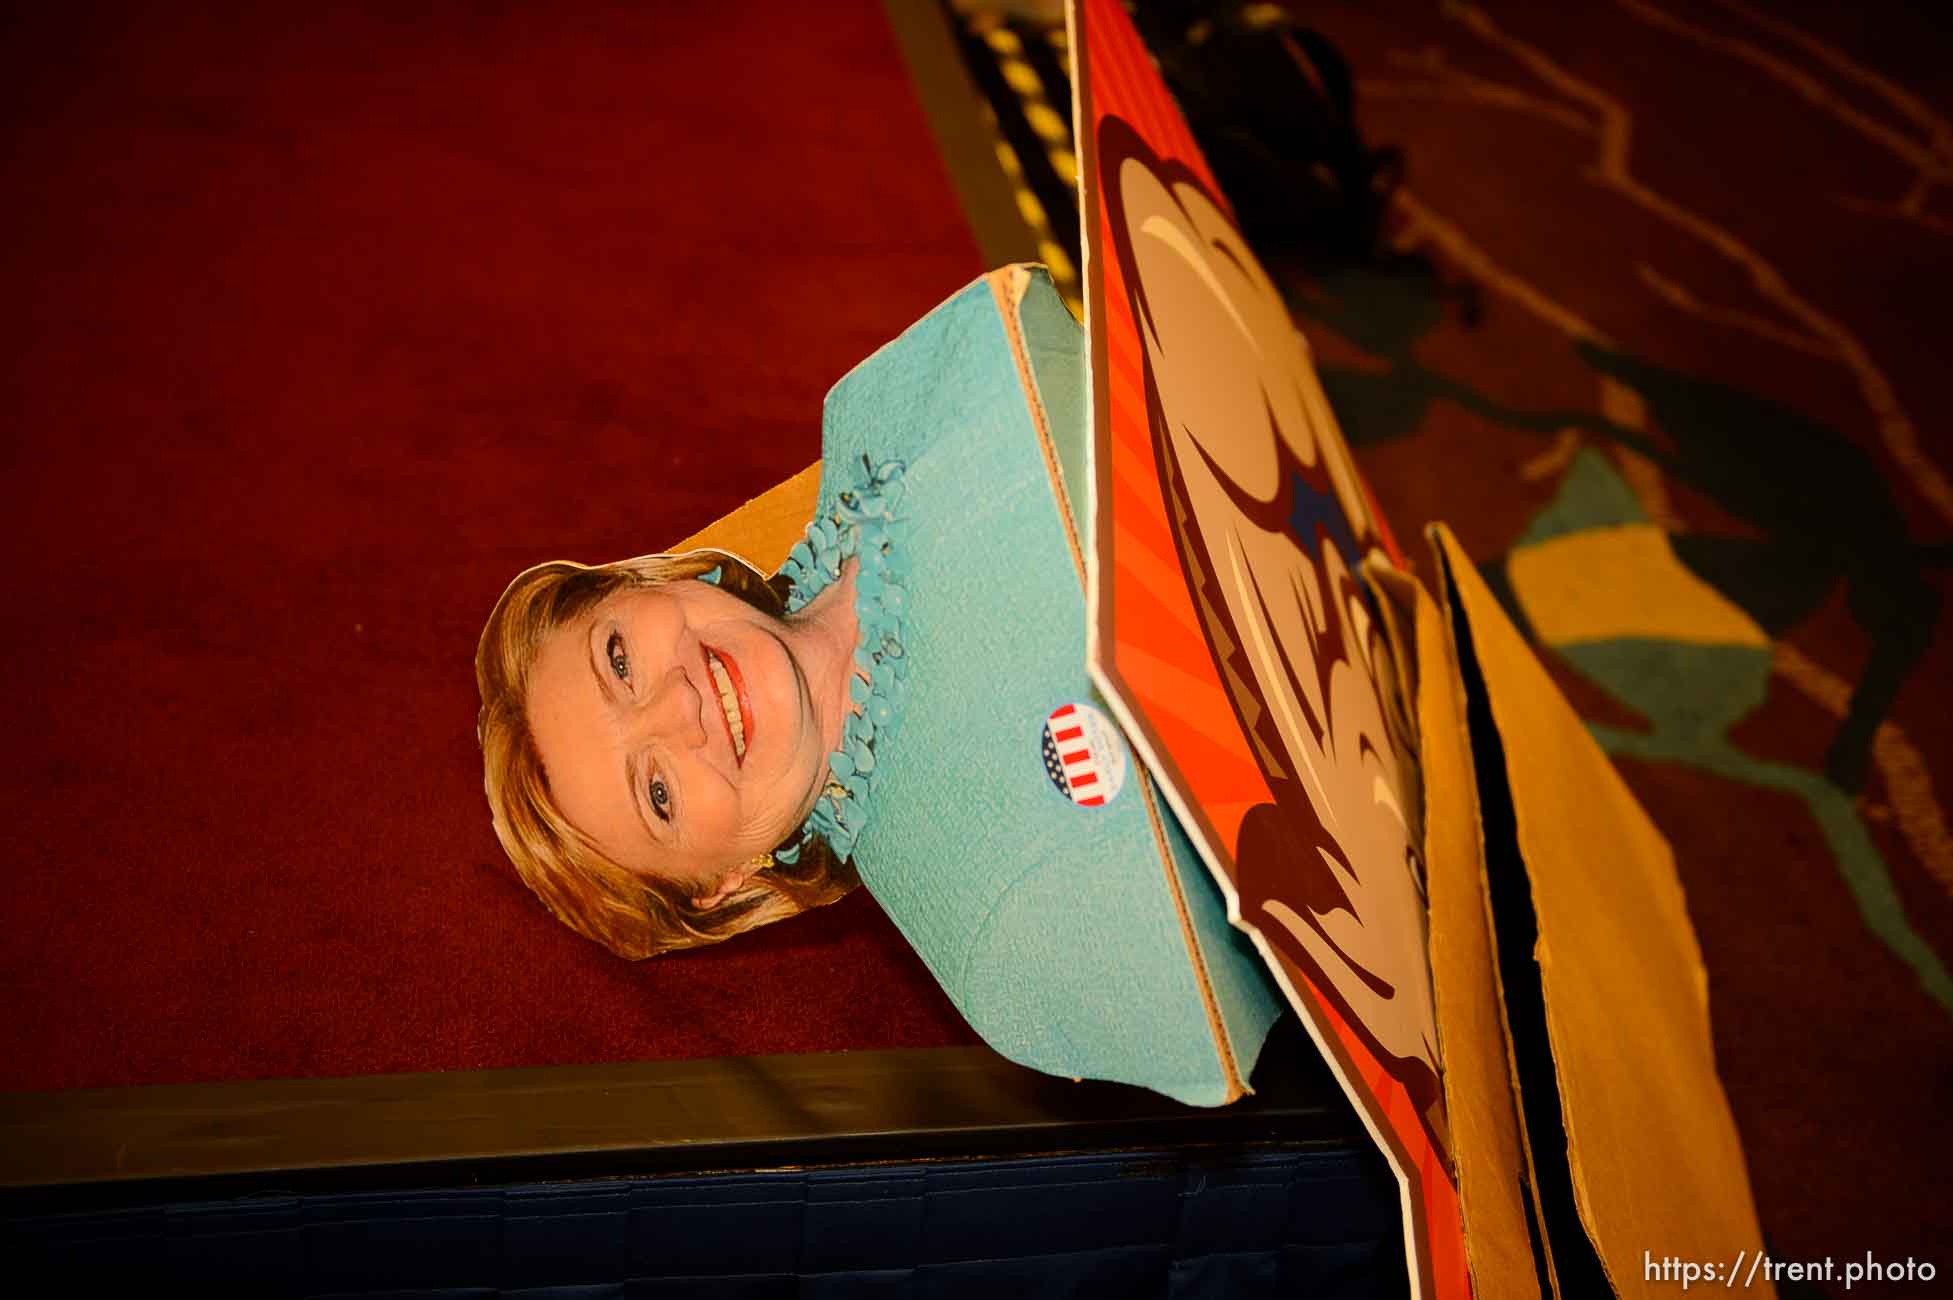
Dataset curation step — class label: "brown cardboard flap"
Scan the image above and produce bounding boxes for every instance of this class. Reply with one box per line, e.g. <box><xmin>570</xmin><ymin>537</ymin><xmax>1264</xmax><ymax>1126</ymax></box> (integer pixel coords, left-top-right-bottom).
<box><xmin>1368</xmin><ymin>559</ymin><xmax>1545</xmax><ymax>1300</ymax></box>
<box><xmin>671</xmin><ymin>461</ymin><xmax>822</xmax><ymax>565</ymax></box>
<box><xmin>1430</xmin><ymin>524</ymin><xmax>1773</xmax><ymax>1299</ymax></box>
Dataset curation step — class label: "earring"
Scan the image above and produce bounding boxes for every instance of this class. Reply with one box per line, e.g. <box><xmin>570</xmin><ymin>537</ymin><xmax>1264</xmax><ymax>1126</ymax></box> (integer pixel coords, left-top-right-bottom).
<box><xmin>747</xmin><ymin>852</ymin><xmax>774</xmax><ymax>872</ymax></box>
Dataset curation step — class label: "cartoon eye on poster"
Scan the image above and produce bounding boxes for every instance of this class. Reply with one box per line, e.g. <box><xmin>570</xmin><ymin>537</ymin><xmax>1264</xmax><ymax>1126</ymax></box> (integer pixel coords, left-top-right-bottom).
<box><xmin>1071</xmin><ymin>2</ymin><xmax>1469</xmax><ymax>1295</ymax></box>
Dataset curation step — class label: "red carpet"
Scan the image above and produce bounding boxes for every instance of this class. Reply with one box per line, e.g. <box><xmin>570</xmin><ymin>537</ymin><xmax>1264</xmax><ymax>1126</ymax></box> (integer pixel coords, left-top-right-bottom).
<box><xmin>0</xmin><ymin>1</ymin><xmax>984</xmax><ymax>1090</ymax></box>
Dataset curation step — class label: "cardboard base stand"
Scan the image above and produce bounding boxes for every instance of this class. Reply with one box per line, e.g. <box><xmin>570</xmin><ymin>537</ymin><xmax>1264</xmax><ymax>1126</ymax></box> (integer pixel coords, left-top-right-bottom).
<box><xmin>1429</xmin><ymin>528</ymin><xmax>1773</xmax><ymax>1297</ymax></box>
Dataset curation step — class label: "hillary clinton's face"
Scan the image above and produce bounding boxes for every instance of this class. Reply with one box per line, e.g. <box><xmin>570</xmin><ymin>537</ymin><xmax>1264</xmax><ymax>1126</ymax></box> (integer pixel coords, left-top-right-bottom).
<box><xmin>526</xmin><ymin>579</ymin><xmax>830</xmax><ymax>902</ymax></box>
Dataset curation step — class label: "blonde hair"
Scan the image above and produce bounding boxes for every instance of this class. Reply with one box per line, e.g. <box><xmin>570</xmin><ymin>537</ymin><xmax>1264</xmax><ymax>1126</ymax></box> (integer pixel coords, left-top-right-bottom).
<box><xmin>475</xmin><ymin>548</ymin><xmax>856</xmax><ymax>959</ymax></box>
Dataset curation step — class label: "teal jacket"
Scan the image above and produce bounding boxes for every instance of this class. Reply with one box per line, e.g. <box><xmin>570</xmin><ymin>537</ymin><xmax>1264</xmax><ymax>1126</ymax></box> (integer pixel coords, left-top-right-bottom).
<box><xmin>818</xmin><ymin>268</ymin><xmax>1279</xmax><ymax>1106</ymax></box>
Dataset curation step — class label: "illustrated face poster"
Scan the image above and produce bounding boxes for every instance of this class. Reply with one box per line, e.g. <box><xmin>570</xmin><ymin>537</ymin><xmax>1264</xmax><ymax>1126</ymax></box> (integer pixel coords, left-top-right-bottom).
<box><xmin>1070</xmin><ymin>2</ymin><xmax>1469</xmax><ymax>1295</ymax></box>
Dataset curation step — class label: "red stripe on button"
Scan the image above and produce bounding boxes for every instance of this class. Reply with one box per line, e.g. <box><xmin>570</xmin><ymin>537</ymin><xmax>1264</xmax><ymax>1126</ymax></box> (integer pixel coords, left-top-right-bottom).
<box><xmin>1053</xmin><ymin>726</ymin><xmax>1083</xmax><ymax>742</ymax></box>
<box><xmin>1061</xmin><ymin>749</ymin><xmax>1089</xmax><ymax>764</ymax></box>
<box><xmin>1069</xmin><ymin>772</ymin><xmax>1098</xmax><ymax>788</ymax></box>
<box><xmin>1078</xmin><ymin>794</ymin><xmax>1105</xmax><ymax>807</ymax></box>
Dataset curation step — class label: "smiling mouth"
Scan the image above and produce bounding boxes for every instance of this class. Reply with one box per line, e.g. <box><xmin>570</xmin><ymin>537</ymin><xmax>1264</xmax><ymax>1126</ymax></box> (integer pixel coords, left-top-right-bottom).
<box><xmin>701</xmin><ymin>644</ymin><xmax>751</xmax><ymax>765</ymax></box>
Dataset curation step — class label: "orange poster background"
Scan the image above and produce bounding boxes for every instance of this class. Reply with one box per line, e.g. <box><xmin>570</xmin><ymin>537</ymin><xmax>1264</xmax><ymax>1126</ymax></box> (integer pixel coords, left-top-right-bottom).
<box><xmin>1073</xmin><ymin>2</ymin><xmax>1469</xmax><ymax>1296</ymax></box>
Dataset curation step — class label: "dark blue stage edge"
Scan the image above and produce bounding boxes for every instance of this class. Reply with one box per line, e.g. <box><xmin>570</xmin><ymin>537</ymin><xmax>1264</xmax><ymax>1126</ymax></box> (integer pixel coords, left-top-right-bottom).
<box><xmin>9</xmin><ymin>1146</ymin><xmax>1406</xmax><ymax>1298</ymax></box>
<box><xmin>3</xmin><ymin>1014</ymin><xmax>1409</xmax><ymax>1297</ymax></box>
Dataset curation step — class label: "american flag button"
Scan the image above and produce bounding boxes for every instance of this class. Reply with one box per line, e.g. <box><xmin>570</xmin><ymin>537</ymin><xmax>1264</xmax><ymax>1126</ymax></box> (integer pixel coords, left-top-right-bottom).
<box><xmin>1040</xmin><ymin>702</ymin><xmax>1128</xmax><ymax>808</ymax></box>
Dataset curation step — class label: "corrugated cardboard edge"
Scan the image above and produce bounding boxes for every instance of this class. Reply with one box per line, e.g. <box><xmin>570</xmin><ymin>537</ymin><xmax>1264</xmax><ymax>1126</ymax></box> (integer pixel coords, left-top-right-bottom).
<box><xmin>672</xmin><ymin>462</ymin><xmax>822</xmax><ymax>569</ymax></box>
<box><xmin>1430</xmin><ymin>523</ymin><xmax>1774</xmax><ymax>1300</ymax></box>
<box><xmin>1368</xmin><ymin>556</ymin><xmax>1545</xmax><ymax>1300</ymax></box>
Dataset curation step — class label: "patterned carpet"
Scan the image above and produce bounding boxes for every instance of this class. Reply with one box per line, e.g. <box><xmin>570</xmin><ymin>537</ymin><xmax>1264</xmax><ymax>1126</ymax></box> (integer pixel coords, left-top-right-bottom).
<box><xmin>952</xmin><ymin>0</ymin><xmax>1952</xmax><ymax>1288</ymax></box>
